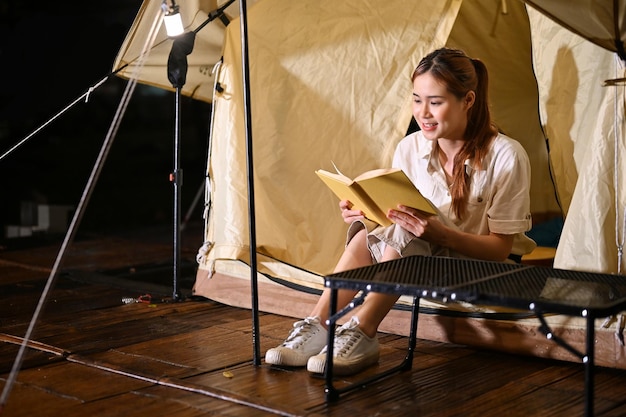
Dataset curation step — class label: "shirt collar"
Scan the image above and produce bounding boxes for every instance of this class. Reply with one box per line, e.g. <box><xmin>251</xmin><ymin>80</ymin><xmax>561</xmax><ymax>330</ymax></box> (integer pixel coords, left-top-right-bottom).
<box><xmin>423</xmin><ymin>139</ymin><xmax>479</xmax><ymax>176</ymax></box>
<box><xmin>416</xmin><ymin>131</ymin><xmax>486</xmax><ymax>174</ymax></box>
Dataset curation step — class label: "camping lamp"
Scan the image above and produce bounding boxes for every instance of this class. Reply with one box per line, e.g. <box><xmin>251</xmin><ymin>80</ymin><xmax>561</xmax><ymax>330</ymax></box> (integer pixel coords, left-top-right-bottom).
<box><xmin>162</xmin><ymin>0</ymin><xmax>184</xmax><ymax>37</ymax></box>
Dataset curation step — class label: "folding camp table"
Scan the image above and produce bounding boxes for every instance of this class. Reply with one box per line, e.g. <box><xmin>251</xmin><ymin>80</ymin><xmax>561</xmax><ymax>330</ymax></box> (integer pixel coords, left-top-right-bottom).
<box><xmin>323</xmin><ymin>255</ymin><xmax>626</xmax><ymax>417</ymax></box>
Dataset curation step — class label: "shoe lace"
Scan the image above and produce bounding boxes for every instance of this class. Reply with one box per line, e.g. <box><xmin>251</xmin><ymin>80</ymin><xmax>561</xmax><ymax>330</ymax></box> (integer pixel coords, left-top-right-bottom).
<box><xmin>282</xmin><ymin>317</ymin><xmax>319</xmax><ymax>348</ymax></box>
<box><xmin>333</xmin><ymin>319</ymin><xmax>361</xmax><ymax>357</ymax></box>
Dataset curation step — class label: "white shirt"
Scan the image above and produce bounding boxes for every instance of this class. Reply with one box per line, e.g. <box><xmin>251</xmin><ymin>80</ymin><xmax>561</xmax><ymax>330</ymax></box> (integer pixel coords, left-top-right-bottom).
<box><xmin>392</xmin><ymin>130</ymin><xmax>536</xmax><ymax>255</ymax></box>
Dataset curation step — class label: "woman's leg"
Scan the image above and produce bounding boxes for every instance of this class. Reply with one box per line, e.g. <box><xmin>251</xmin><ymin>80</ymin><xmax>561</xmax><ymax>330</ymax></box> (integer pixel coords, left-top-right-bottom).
<box><xmin>308</xmin><ymin>228</ymin><xmax>374</xmax><ymax>324</ymax></box>
<box><xmin>347</xmin><ymin>244</ymin><xmax>402</xmax><ymax>338</ymax></box>
<box><xmin>305</xmin><ymin>244</ymin><xmax>402</xmax><ymax>375</ymax></box>
<box><xmin>264</xmin><ymin>227</ymin><xmax>375</xmax><ymax>367</ymax></box>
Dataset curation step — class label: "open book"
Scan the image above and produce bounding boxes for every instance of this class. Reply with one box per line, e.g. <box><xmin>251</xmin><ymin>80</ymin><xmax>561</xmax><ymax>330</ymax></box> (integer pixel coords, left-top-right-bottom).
<box><xmin>315</xmin><ymin>164</ymin><xmax>437</xmax><ymax>227</ymax></box>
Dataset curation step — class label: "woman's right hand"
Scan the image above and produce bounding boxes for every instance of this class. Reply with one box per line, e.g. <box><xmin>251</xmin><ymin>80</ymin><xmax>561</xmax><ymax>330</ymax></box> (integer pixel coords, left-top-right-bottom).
<box><xmin>339</xmin><ymin>199</ymin><xmax>365</xmax><ymax>224</ymax></box>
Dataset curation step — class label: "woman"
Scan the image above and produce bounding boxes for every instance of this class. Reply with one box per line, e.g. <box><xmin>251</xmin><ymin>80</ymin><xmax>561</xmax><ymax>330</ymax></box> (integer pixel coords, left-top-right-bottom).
<box><xmin>265</xmin><ymin>47</ymin><xmax>536</xmax><ymax>376</ymax></box>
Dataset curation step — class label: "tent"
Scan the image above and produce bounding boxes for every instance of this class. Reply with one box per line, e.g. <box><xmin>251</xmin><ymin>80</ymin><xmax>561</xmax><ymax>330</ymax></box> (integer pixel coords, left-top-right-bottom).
<box><xmin>114</xmin><ymin>0</ymin><xmax>626</xmax><ymax>367</ymax></box>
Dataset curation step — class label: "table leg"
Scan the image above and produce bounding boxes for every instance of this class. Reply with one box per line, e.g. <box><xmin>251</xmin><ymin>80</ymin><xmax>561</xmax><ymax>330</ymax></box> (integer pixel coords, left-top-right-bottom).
<box><xmin>583</xmin><ymin>315</ymin><xmax>595</xmax><ymax>417</ymax></box>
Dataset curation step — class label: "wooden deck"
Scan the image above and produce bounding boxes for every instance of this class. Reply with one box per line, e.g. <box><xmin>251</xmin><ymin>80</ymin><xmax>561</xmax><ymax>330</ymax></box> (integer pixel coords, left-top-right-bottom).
<box><xmin>2</xmin><ymin>223</ymin><xmax>626</xmax><ymax>417</ymax></box>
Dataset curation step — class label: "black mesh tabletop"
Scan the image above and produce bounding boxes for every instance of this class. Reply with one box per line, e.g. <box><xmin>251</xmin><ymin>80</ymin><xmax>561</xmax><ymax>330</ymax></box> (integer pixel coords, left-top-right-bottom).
<box><xmin>325</xmin><ymin>255</ymin><xmax>526</xmax><ymax>297</ymax></box>
<box><xmin>325</xmin><ymin>255</ymin><xmax>626</xmax><ymax>317</ymax></box>
<box><xmin>450</xmin><ymin>266</ymin><xmax>626</xmax><ymax>316</ymax></box>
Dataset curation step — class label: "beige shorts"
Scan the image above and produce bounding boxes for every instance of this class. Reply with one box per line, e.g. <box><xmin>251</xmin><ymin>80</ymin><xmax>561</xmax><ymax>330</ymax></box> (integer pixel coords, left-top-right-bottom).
<box><xmin>346</xmin><ymin>220</ymin><xmax>459</xmax><ymax>263</ymax></box>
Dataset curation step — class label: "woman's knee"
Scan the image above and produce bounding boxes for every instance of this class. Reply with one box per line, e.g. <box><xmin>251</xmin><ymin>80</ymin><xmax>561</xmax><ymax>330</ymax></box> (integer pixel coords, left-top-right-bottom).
<box><xmin>336</xmin><ymin>229</ymin><xmax>372</xmax><ymax>270</ymax></box>
<box><xmin>346</xmin><ymin>228</ymin><xmax>370</xmax><ymax>255</ymax></box>
<box><xmin>381</xmin><ymin>244</ymin><xmax>402</xmax><ymax>261</ymax></box>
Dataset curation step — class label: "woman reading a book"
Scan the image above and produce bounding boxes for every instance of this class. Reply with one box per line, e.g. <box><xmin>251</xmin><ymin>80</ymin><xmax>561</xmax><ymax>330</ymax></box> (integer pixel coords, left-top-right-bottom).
<box><xmin>266</xmin><ymin>47</ymin><xmax>536</xmax><ymax>375</ymax></box>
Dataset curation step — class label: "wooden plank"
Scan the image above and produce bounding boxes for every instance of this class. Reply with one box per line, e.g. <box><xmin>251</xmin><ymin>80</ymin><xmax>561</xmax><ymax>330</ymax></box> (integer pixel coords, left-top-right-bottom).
<box><xmin>184</xmin><ymin>362</ymin><xmax>327</xmax><ymax>413</ymax></box>
<box><xmin>0</xmin><ymin>361</ymin><xmax>153</xmax><ymax>417</ymax></box>
<box><xmin>0</xmin><ymin>262</ymin><xmax>50</xmax><ymax>284</ymax></box>
<box><xmin>5</xmin><ymin>230</ymin><xmax>626</xmax><ymax>417</ymax></box>
<box><xmin>0</xmin><ymin>237</ymin><xmax>185</xmax><ymax>273</ymax></box>
<box><xmin>65</xmin><ymin>358</ymin><xmax>305</xmax><ymax>417</ymax></box>
<box><xmin>91</xmin><ymin>326</ymin><xmax>268</xmax><ymax>373</ymax></box>
<box><xmin>0</xmin><ymin>278</ymin><xmax>132</xmax><ymax>322</ymax></box>
<box><xmin>199</xmin><ymin>271</ymin><xmax>626</xmax><ymax>370</ymax></box>
<box><xmin>135</xmin><ymin>386</ymin><xmax>284</xmax><ymax>417</ymax></box>
<box><xmin>0</xmin><ymin>340</ymin><xmax>65</xmax><ymax>374</ymax></box>
<box><xmin>3</xmin><ymin>297</ymin><xmax>252</xmax><ymax>356</ymax></box>
<box><xmin>0</xmin><ymin>376</ymin><xmax>81</xmax><ymax>417</ymax></box>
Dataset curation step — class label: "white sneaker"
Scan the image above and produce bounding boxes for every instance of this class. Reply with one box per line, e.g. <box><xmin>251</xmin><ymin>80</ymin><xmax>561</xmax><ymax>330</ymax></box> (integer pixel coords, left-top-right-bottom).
<box><xmin>265</xmin><ymin>316</ymin><xmax>327</xmax><ymax>367</ymax></box>
<box><xmin>307</xmin><ymin>316</ymin><xmax>379</xmax><ymax>376</ymax></box>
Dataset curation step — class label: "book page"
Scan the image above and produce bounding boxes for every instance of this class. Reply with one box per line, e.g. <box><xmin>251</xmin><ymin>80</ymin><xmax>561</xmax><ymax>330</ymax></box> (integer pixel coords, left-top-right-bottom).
<box><xmin>315</xmin><ymin>169</ymin><xmax>351</xmax><ymax>185</ymax></box>
<box><xmin>356</xmin><ymin>169</ymin><xmax>436</xmax><ymax>216</ymax></box>
<box><xmin>315</xmin><ymin>169</ymin><xmax>390</xmax><ymax>226</ymax></box>
<box><xmin>354</xmin><ymin>167</ymin><xmax>401</xmax><ymax>181</ymax></box>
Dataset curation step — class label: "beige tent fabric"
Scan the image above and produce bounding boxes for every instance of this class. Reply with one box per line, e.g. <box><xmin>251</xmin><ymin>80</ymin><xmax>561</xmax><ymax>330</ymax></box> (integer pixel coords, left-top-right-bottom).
<box><xmin>196</xmin><ymin>0</ymin><xmax>562</xmax><ymax>287</ymax></box>
<box><xmin>197</xmin><ymin>0</ymin><xmax>466</xmax><ymax>281</ymax></box>
<box><xmin>524</xmin><ymin>0</ymin><xmax>626</xmax><ymax>60</ymax></box>
<box><xmin>528</xmin><ymin>8</ymin><xmax>626</xmax><ymax>274</ymax></box>
<box><xmin>113</xmin><ymin>0</ymin><xmax>249</xmax><ymax>103</ymax></box>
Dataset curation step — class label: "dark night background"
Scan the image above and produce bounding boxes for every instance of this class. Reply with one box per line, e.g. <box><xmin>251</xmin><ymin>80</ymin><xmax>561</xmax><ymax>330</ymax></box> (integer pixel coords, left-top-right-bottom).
<box><xmin>0</xmin><ymin>1</ymin><xmax>212</xmax><ymax>245</ymax></box>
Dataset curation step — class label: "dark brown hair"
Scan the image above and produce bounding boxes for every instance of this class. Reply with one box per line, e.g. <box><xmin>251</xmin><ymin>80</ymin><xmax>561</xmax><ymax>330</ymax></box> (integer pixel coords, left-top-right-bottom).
<box><xmin>412</xmin><ymin>47</ymin><xmax>497</xmax><ymax>219</ymax></box>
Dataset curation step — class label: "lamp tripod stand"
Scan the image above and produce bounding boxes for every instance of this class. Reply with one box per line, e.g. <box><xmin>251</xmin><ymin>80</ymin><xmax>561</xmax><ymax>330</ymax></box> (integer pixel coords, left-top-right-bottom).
<box><xmin>165</xmin><ymin>30</ymin><xmax>194</xmax><ymax>301</ymax></box>
<box><xmin>164</xmin><ymin>0</ymin><xmax>234</xmax><ymax>301</ymax></box>
<box><xmin>165</xmin><ymin>0</ymin><xmax>262</xmax><ymax>363</ymax></box>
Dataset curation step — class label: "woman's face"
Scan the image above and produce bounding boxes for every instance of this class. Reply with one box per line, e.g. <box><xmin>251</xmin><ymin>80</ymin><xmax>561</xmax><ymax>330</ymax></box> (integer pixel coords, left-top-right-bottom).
<box><xmin>411</xmin><ymin>72</ymin><xmax>474</xmax><ymax>142</ymax></box>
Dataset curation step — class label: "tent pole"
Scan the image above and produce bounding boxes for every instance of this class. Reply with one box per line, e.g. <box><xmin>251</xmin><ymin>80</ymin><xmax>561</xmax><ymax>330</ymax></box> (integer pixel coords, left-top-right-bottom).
<box><xmin>239</xmin><ymin>0</ymin><xmax>261</xmax><ymax>365</ymax></box>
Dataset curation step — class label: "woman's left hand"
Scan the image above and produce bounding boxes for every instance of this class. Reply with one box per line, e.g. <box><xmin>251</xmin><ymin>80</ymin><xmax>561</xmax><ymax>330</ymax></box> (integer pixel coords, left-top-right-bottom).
<box><xmin>387</xmin><ymin>205</ymin><xmax>445</xmax><ymax>243</ymax></box>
